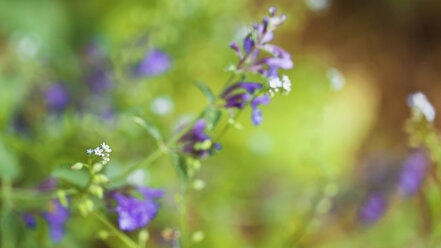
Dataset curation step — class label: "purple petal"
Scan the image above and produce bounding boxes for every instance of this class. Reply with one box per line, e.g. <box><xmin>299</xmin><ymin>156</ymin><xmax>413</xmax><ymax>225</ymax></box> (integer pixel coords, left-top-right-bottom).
<box><xmin>45</xmin><ymin>83</ymin><xmax>70</xmax><ymax>111</ymax></box>
<box><xmin>42</xmin><ymin>199</ymin><xmax>69</xmax><ymax>242</ymax></box>
<box><xmin>359</xmin><ymin>194</ymin><xmax>386</xmax><ymax>224</ymax></box>
<box><xmin>261</xmin><ymin>31</ymin><xmax>274</xmax><ymax>44</ymax></box>
<box><xmin>221</xmin><ymin>82</ymin><xmax>262</xmax><ymax>97</ymax></box>
<box><xmin>114</xmin><ymin>193</ymin><xmax>161</xmax><ymax>231</ymax></box>
<box><xmin>135</xmin><ymin>49</ymin><xmax>171</xmax><ymax>77</ymax></box>
<box><xmin>136</xmin><ymin>187</ymin><xmax>165</xmax><ymax>199</ymax></box>
<box><xmin>230</xmin><ymin>42</ymin><xmax>242</xmax><ymax>59</ymax></box>
<box><xmin>243</xmin><ymin>36</ymin><xmax>255</xmax><ymax>54</ymax></box>
<box><xmin>251</xmin><ymin>94</ymin><xmax>271</xmax><ymax>108</ymax></box>
<box><xmin>23</xmin><ymin>213</ymin><xmax>37</xmax><ymax>229</ymax></box>
<box><xmin>251</xmin><ymin>107</ymin><xmax>264</xmax><ymax>126</ymax></box>
<box><xmin>398</xmin><ymin>150</ymin><xmax>429</xmax><ymax>196</ymax></box>
<box><xmin>224</xmin><ymin>93</ymin><xmax>251</xmax><ymax>109</ymax></box>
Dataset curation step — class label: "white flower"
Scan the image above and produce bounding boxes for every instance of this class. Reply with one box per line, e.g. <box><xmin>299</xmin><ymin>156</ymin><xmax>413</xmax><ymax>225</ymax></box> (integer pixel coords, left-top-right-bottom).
<box><xmin>86</xmin><ymin>148</ymin><xmax>93</xmax><ymax>155</ymax></box>
<box><xmin>408</xmin><ymin>92</ymin><xmax>436</xmax><ymax>122</ymax></box>
<box><xmin>94</xmin><ymin>147</ymin><xmax>104</xmax><ymax>156</ymax></box>
<box><xmin>327</xmin><ymin>68</ymin><xmax>345</xmax><ymax>92</ymax></box>
<box><xmin>101</xmin><ymin>142</ymin><xmax>112</xmax><ymax>153</ymax></box>
<box><xmin>282</xmin><ymin>75</ymin><xmax>291</xmax><ymax>92</ymax></box>
<box><xmin>269</xmin><ymin>77</ymin><xmax>282</xmax><ymax>89</ymax></box>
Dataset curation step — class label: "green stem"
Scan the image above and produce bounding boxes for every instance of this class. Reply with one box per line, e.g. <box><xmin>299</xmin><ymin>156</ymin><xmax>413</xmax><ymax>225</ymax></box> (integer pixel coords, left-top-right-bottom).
<box><xmin>179</xmin><ymin>184</ymin><xmax>189</xmax><ymax>248</ymax></box>
<box><xmin>94</xmin><ymin>212</ymin><xmax>139</xmax><ymax>248</ymax></box>
<box><xmin>1</xmin><ymin>176</ymin><xmax>12</xmax><ymax>248</ymax></box>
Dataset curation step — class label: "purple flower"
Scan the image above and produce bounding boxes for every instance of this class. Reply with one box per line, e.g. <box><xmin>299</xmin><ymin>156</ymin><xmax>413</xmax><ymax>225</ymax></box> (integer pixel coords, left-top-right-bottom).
<box><xmin>42</xmin><ymin>199</ymin><xmax>69</xmax><ymax>243</ymax></box>
<box><xmin>113</xmin><ymin>187</ymin><xmax>164</xmax><ymax>231</ymax></box>
<box><xmin>22</xmin><ymin>213</ymin><xmax>37</xmax><ymax>229</ymax></box>
<box><xmin>134</xmin><ymin>49</ymin><xmax>171</xmax><ymax>77</ymax></box>
<box><xmin>179</xmin><ymin>119</ymin><xmax>220</xmax><ymax>158</ymax></box>
<box><xmin>87</xmin><ymin>68</ymin><xmax>112</xmax><ymax>93</ymax></box>
<box><xmin>221</xmin><ymin>82</ymin><xmax>270</xmax><ymax>125</ymax></box>
<box><xmin>398</xmin><ymin>150</ymin><xmax>429</xmax><ymax>196</ymax></box>
<box><xmin>37</xmin><ymin>178</ymin><xmax>57</xmax><ymax>192</ymax></box>
<box><xmin>358</xmin><ymin>193</ymin><xmax>387</xmax><ymax>224</ymax></box>
<box><xmin>45</xmin><ymin>83</ymin><xmax>70</xmax><ymax>111</ymax></box>
<box><xmin>230</xmin><ymin>7</ymin><xmax>293</xmax><ymax>78</ymax></box>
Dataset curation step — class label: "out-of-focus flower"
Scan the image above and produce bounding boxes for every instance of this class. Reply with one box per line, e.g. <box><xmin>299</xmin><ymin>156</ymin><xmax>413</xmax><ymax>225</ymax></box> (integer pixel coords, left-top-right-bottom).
<box><xmin>42</xmin><ymin>199</ymin><xmax>69</xmax><ymax>243</ymax></box>
<box><xmin>87</xmin><ymin>68</ymin><xmax>112</xmax><ymax>93</ymax></box>
<box><xmin>407</xmin><ymin>92</ymin><xmax>435</xmax><ymax>122</ymax></box>
<box><xmin>179</xmin><ymin>120</ymin><xmax>220</xmax><ymax>158</ymax></box>
<box><xmin>221</xmin><ymin>82</ymin><xmax>270</xmax><ymax>125</ymax></box>
<box><xmin>151</xmin><ymin>95</ymin><xmax>174</xmax><ymax>116</ymax></box>
<box><xmin>230</xmin><ymin>7</ymin><xmax>293</xmax><ymax>78</ymax></box>
<box><xmin>327</xmin><ymin>68</ymin><xmax>345</xmax><ymax>91</ymax></box>
<box><xmin>305</xmin><ymin>0</ymin><xmax>331</xmax><ymax>12</ymax></box>
<box><xmin>37</xmin><ymin>178</ymin><xmax>57</xmax><ymax>192</ymax></box>
<box><xmin>358</xmin><ymin>193</ymin><xmax>386</xmax><ymax>224</ymax></box>
<box><xmin>113</xmin><ymin>187</ymin><xmax>164</xmax><ymax>231</ymax></box>
<box><xmin>398</xmin><ymin>150</ymin><xmax>429</xmax><ymax>196</ymax></box>
<box><xmin>134</xmin><ymin>49</ymin><xmax>171</xmax><ymax>77</ymax></box>
<box><xmin>22</xmin><ymin>213</ymin><xmax>37</xmax><ymax>229</ymax></box>
<box><xmin>45</xmin><ymin>83</ymin><xmax>70</xmax><ymax>112</ymax></box>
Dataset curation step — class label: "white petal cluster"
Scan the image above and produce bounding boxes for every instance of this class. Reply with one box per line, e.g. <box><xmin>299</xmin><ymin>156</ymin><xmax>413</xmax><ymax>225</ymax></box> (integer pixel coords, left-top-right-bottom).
<box><xmin>268</xmin><ymin>75</ymin><xmax>291</xmax><ymax>96</ymax></box>
<box><xmin>87</xmin><ymin>142</ymin><xmax>112</xmax><ymax>162</ymax></box>
<box><xmin>408</xmin><ymin>92</ymin><xmax>435</xmax><ymax>122</ymax></box>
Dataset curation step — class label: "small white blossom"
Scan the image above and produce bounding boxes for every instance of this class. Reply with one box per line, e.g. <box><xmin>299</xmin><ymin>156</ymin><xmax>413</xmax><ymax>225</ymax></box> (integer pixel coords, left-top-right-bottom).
<box><xmin>269</xmin><ymin>77</ymin><xmax>282</xmax><ymax>89</ymax></box>
<box><xmin>327</xmin><ymin>68</ymin><xmax>345</xmax><ymax>91</ymax></box>
<box><xmin>94</xmin><ymin>147</ymin><xmax>104</xmax><ymax>156</ymax></box>
<box><xmin>86</xmin><ymin>149</ymin><xmax>94</xmax><ymax>155</ymax></box>
<box><xmin>408</xmin><ymin>92</ymin><xmax>436</xmax><ymax>122</ymax></box>
<box><xmin>268</xmin><ymin>75</ymin><xmax>291</xmax><ymax>95</ymax></box>
<box><xmin>282</xmin><ymin>75</ymin><xmax>291</xmax><ymax>93</ymax></box>
<box><xmin>101</xmin><ymin>142</ymin><xmax>112</xmax><ymax>153</ymax></box>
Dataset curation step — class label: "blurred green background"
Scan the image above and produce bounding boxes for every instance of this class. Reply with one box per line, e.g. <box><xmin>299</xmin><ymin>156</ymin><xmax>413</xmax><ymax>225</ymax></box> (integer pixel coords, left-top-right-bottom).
<box><xmin>1</xmin><ymin>0</ymin><xmax>441</xmax><ymax>247</ymax></box>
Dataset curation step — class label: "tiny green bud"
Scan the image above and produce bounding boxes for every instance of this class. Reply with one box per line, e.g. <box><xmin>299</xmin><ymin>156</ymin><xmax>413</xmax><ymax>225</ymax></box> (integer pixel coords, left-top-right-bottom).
<box><xmin>192</xmin><ymin>230</ymin><xmax>204</xmax><ymax>243</ymax></box>
<box><xmin>138</xmin><ymin>230</ymin><xmax>149</xmax><ymax>244</ymax></box>
<box><xmin>98</xmin><ymin>230</ymin><xmax>109</xmax><ymax>240</ymax></box>
<box><xmin>92</xmin><ymin>163</ymin><xmax>104</xmax><ymax>173</ymax></box>
<box><xmin>57</xmin><ymin>190</ymin><xmax>68</xmax><ymax>207</ymax></box>
<box><xmin>192</xmin><ymin>179</ymin><xmax>206</xmax><ymax>190</ymax></box>
<box><xmin>78</xmin><ymin>199</ymin><xmax>94</xmax><ymax>216</ymax></box>
<box><xmin>71</xmin><ymin>162</ymin><xmax>84</xmax><ymax>170</ymax></box>
<box><xmin>90</xmin><ymin>185</ymin><xmax>104</xmax><ymax>199</ymax></box>
<box><xmin>93</xmin><ymin>174</ymin><xmax>110</xmax><ymax>184</ymax></box>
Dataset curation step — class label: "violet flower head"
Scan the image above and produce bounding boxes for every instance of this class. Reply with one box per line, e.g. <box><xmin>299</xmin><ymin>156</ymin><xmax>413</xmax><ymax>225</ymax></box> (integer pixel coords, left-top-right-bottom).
<box><xmin>179</xmin><ymin>119</ymin><xmax>220</xmax><ymax>158</ymax></box>
<box><xmin>358</xmin><ymin>193</ymin><xmax>387</xmax><ymax>225</ymax></box>
<box><xmin>37</xmin><ymin>178</ymin><xmax>57</xmax><ymax>192</ymax></box>
<box><xmin>42</xmin><ymin>199</ymin><xmax>70</xmax><ymax>243</ymax></box>
<box><xmin>87</xmin><ymin>68</ymin><xmax>112</xmax><ymax>93</ymax></box>
<box><xmin>134</xmin><ymin>49</ymin><xmax>171</xmax><ymax>77</ymax></box>
<box><xmin>113</xmin><ymin>186</ymin><xmax>164</xmax><ymax>231</ymax></box>
<box><xmin>221</xmin><ymin>82</ymin><xmax>270</xmax><ymax>125</ymax></box>
<box><xmin>230</xmin><ymin>6</ymin><xmax>293</xmax><ymax>78</ymax></box>
<box><xmin>398</xmin><ymin>150</ymin><xmax>429</xmax><ymax>196</ymax></box>
<box><xmin>22</xmin><ymin>213</ymin><xmax>37</xmax><ymax>229</ymax></box>
<box><xmin>45</xmin><ymin>83</ymin><xmax>70</xmax><ymax>111</ymax></box>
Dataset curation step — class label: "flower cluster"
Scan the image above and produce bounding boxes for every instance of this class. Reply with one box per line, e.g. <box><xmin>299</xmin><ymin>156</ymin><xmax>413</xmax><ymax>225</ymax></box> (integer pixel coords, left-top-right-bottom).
<box><xmin>179</xmin><ymin>119</ymin><xmax>221</xmax><ymax>158</ymax></box>
<box><xmin>87</xmin><ymin>142</ymin><xmax>112</xmax><ymax>162</ymax></box>
<box><xmin>221</xmin><ymin>83</ymin><xmax>270</xmax><ymax>125</ymax></box>
<box><xmin>407</xmin><ymin>92</ymin><xmax>435</xmax><ymax>122</ymax></box>
<box><xmin>230</xmin><ymin>6</ymin><xmax>293</xmax><ymax>78</ymax></box>
<box><xmin>268</xmin><ymin>74</ymin><xmax>291</xmax><ymax>95</ymax></box>
<box><xmin>112</xmin><ymin>186</ymin><xmax>164</xmax><ymax>231</ymax></box>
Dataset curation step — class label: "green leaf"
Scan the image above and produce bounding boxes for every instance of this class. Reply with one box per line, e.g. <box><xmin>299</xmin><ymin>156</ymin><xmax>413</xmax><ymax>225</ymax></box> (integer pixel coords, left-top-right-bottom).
<box><xmin>0</xmin><ymin>139</ymin><xmax>20</xmax><ymax>180</ymax></box>
<box><xmin>195</xmin><ymin>81</ymin><xmax>215</xmax><ymax>103</ymax></box>
<box><xmin>170</xmin><ymin>153</ymin><xmax>189</xmax><ymax>184</ymax></box>
<box><xmin>52</xmin><ymin>166</ymin><xmax>89</xmax><ymax>188</ymax></box>
<box><xmin>203</xmin><ymin>106</ymin><xmax>221</xmax><ymax>131</ymax></box>
<box><xmin>133</xmin><ymin>116</ymin><xmax>163</xmax><ymax>141</ymax></box>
